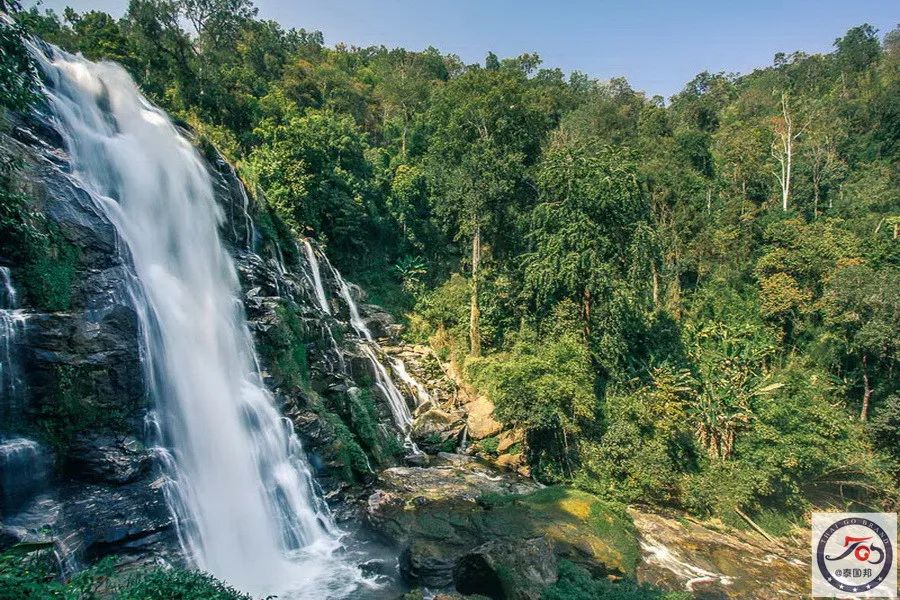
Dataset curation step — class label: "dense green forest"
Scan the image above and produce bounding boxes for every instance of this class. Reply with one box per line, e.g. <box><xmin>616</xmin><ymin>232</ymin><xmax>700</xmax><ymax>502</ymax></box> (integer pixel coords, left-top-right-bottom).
<box><xmin>7</xmin><ymin>0</ymin><xmax>900</xmax><ymax>530</ymax></box>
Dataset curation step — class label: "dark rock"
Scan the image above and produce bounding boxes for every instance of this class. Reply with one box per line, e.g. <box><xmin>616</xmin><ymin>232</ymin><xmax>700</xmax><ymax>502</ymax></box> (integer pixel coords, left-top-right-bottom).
<box><xmin>404</xmin><ymin>453</ymin><xmax>430</xmax><ymax>467</ymax></box>
<box><xmin>61</xmin><ymin>477</ymin><xmax>178</xmax><ymax>564</ymax></box>
<box><xmin>454</xmin><ymin>538</ymin><xmax>557</xmax><ymax>600</ymax></box>
<box><xmin>400</xmin><ymin>541</ymin><xmax>458</xmax><ymax>588</ymax></box>
<box><xmin>66</xmin><ymin>434</ymin><xmax>152</xmax><ymax>484</ymax></box>
<box><xmin>410</xmin><ymin>408</ymin><xmax>465</xmax><ymax>454</ymax></box>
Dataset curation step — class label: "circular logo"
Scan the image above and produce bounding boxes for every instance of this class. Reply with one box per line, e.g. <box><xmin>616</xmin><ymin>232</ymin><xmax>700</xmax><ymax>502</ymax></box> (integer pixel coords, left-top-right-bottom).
<box><xmin>816</xmin><ymin>517</ymin><xmax>893</xmax><ymax>594</ymax></box>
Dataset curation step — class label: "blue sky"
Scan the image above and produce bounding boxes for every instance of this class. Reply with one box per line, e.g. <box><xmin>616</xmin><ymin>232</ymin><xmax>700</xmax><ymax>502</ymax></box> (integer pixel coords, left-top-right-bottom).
<box><xmin>27</xmin><ymin>0</ymin><xmax>898</xmax><ymax>98</ymax></box>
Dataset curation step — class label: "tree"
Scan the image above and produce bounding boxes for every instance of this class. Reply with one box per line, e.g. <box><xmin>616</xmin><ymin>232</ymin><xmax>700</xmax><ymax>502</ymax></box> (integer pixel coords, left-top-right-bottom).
<box><xmin>426</xmin><ymin>66</ymin><xmax>547</xmax><ymax>356</ymax></box>
<box><xmin>249</xmin><ymin>107</ymin><xmax>373</xmax><ymax>259</ymax></box>
<box><xmin>771</xmin><ymin>92</ymin><xmax>807</xmax><ymax>211</ymax></box>
<box><xmin>523</xmin><ymin>137</ymin><xmax>650</xmax><ymax>373</ymax></box>
<box><xmin>819</xmin><ymin>264</ymin><xmax>899</xmax><ymax>421</ymax></box>
<box><xmin>467</xmin><ymin>326</ymin><xmax>597</xmax><ymax>478</ymax></box>
<box><xmin>0</xmin><ymin>6</ymin><xmax>38</xmax><ymax>113</ymax></box>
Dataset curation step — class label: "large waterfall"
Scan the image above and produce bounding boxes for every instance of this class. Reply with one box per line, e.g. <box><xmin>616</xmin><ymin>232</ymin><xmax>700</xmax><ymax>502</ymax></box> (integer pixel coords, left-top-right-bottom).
<box><xmin>31</xmin><ymin>46</ymin><xmax>365</xmax><ymax>597</ymax></box>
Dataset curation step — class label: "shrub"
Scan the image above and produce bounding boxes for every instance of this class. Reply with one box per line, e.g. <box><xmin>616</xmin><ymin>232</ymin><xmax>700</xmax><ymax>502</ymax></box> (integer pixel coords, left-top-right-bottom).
<box><xmin>116</xmin><ymin>568</ymin><xmax>251</xmax><ymax>600</ymax></box>
<box><xmin>541</xmin><ymin>559</ymin><xmax>691</xmax><ymax>600</ymax></box>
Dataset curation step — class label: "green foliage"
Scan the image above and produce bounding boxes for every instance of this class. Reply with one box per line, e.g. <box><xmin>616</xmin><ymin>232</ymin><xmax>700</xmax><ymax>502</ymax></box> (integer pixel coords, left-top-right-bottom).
<box><xmin>577</xmin><ymin>367</ymin><xmax>695</xmax><ymax>505</ymax></box>
<box><xmin>0</xmin><ymin>9</ymin><xmax>39</xmax><ymax>113</ymax></box>
<box><xmin>116</xmin><ymin>568</ymin><xmax>251</xmax><ymax>600</ymax></box>
<box><xmin>32</xmin><ymin>364</ymin><xmax>130</xmax><ymax>453</ymax></box>
<box><xmin>0</xmin><ymin>157</ymin><xmax>79</xmax><ymax>313</ymax></box>
<box><xmin>0</xmin><ymin>546</ymin><xmax>249</xmax><ymax>600</ymax></box>
<box><xmin>18</xmin><ymin>229</ymin><xmax>79</xmax><ymax>312</ymax></box>
<box><xmin>0</xmin><ymin>546</ymin><xmax>115</xmax><ymax>600</ymax></box>
<box><xmin>467</xmin><ymin>328</ymin><xmax>597</xmax><ymax>479</ymax></box>
<box><xmin>249</xmin><ymin>107</ymin><xmax>375</xmax><ymax>263</ymax></box>
<box><xmin>255</xmin><ymin>301</ymin><xmax>311</xmax><ymax>391</ymax></box>
<box><xmin>542</xmin><ymin>560</ymin><xmax>691</xmax><ymax>600</ymax></box>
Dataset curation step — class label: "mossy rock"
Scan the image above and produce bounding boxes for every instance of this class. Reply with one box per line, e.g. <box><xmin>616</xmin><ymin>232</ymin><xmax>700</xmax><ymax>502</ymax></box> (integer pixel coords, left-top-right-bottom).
<box><xmin>368</xmin><ymin>467</ymin><xmax>639</xmax><ymax>595</ymax></box>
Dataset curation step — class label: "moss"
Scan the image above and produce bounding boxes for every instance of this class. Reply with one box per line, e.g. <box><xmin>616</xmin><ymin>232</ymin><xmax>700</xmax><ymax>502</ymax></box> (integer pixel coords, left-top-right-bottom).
<box><xmin>341</xmin><ymin>387</ymin><xmax>404</xmax><ymax>464</ymax></box>
<box><xmin>476</xmin><ymin>486</ymin><xmax>639</xmax><ymax>576</ymax></box>
<box><xmin>19</xmin><ymin>230</ymin><xmax>79</xmax><ymax>311</ymax></box>
<box><xmin>423</xmin><ymin>432</ymin><xmax>457</xmax><ymax>453</ymax></box>
<box><xmin>313</xmin><ymin>405</ymin><xmax>371</xmax><ymax>482</ymax></box>
<box><xmin>541</xmin><ymin>560</ymin><xmax>692</xmax><ymax>600</ymax></box>
<box><xmin>0</xmin><ymin>182</ymin><xmax>79</xmax><ymax>312</ymax></box>
<box><xmin>255</xmin><ymin>301</ymin><xmax>311</xmax><ymax>391</ymax></box>
<box><xmin>474</xmin><ymin>435</ymin><xmax>500</xmax><ymax>456</ymax></box>
<box><xmin>32</xmin><ymin>364</ymin><xmax>129</xmax><ymax>453</ymax></box>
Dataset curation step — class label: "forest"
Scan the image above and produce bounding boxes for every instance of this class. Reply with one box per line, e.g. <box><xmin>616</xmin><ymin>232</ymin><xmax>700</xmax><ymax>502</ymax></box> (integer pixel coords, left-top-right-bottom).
<box><xmin>0</xmin><ymin>0</ymin><xmax>898</xmax><ymax>592</ymax></box>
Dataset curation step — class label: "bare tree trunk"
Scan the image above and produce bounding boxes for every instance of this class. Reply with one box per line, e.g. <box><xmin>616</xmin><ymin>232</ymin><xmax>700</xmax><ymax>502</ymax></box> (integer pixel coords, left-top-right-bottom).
<box><xmin>581</xmin><ymin>288</ymin><xmax>592</xmax><ymax>341</ymax></box>
<box><xmin>860</xmin><ymin>354</ymin><xmax>871</xmax><ymax>422</ymax></box>
<box><xmin>469</xmin><ymin>224</ymin><xmax>482</xmax><ymax>357</ymax></box>
<box><xmin>813</xmin><ymin>179</ymin><xmax>820</xmax><ymax>219</ymax></box>
<box><xmin>740</xmin><ymin>180</ymin><xmax>747</xmax><ymax>217</ymax></box>
<box><xmin>651</xmin><ymin>263</ymin><xmax>659</xmax><ymax>308</ymax></box>
<box><xmin>772</xmin><ymin>93</ymin><xmax>799</xmax><ymax>212</ymax></box>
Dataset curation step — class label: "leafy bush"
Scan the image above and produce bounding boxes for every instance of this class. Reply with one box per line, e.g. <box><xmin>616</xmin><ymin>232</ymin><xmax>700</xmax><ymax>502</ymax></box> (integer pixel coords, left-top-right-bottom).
<box><xmin>467</xmin><ymin>327</ymin><xmax>597</xmax><ymax>480</ymax></box>
<box><xmin>541</xmin><ymin>560</ymin><xmax>691</xmax><ymax>600</ymax></box>
<box><xmin>116</xmin><ymin>568</ymin><xmax>251</xmax><ymax>600</ymax></box>
<box><xmin>577</xmin><ymin>367</ymin><xmax>696</xmax><ymax>505</ymax></box>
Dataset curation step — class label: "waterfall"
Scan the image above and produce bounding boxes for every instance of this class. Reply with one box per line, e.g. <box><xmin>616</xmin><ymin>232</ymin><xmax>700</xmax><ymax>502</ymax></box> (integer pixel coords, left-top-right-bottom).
<box><xmin>389</xmin><ymin>357</ymin><xmax>431</xmax><ymax>406</ymax></box>
<box><xmin>0</xmin><ymin>438</ymin><xmax>49</xmax><ymax>514</ymax></box>
<box><xmin>308</xmin><ymin>257</ymin><xmax>420</xmax><ymax>454</ymax></box>
<box><xmin>329</xmin><ymin>265</ymin><xmax>373</xmax><ymax>343</ymax></box>
<box><xmin>0</xmin><ymin>267</ymin><xmax>43</xmax><ymax>516</ymax></box>
<box><xmin>302</xmin><ymin>240</ymin><xmax>331</xmax><ymax>315</ymax></box>
<box><xmin>31</xmin><ymin>45</ymin><xmax>365</xmax><ymax>597</ymax></box>
<box><xmin>0</xmin><ymin>267</ymin><xmax>27</xmax><ymax>411</ymax></box>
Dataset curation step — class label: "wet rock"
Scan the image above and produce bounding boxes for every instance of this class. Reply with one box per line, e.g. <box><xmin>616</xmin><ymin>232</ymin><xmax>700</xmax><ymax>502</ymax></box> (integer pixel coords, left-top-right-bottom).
<box><xmin>367</xmin><ymin>463</ymin><xmax>636</xmax><ymax>595</ymax></box>
<box><xmin>61</xmin><ymin>477</ymin><xmax>178</xmax><ymax>564</ymax></box>
<box><xmin>404</xmin><ymin>453</ymin><xmax>430</xmax><ymax>467</ymax></box>
<box><xmin>632</xmin><ymin>510</ymin><xmax>808</xmax><ymax>599</ymax></box>
<box><xmin>362</xmin><ymin>307</ymin><xmax>395</xmax><ymax>340</ymax></box>
<box><xmin>411</xmin><ymin>408</ymin><xmax>465</xmax><ymax>454</ymax></box>
<box><xmin>400</xmin><ymin>541</ymin><xmax>458</xmax><ymax>588</ymax></box>
<box><xmin>66</xmin><ymin>433</ymin><xmax>152</xmax><ymax>484</ymax></box>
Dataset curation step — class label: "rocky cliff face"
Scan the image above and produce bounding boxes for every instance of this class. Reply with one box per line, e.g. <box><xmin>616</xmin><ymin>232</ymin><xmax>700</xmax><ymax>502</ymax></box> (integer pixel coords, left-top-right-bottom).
<box><xmin>0</xmin><ymin>92</ymin><xmax>415</xmax><ymax>572</ymax></box>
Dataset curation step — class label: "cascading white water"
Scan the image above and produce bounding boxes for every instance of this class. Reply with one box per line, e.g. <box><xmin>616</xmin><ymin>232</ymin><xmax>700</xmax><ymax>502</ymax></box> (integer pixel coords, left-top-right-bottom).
<box><xmin>0</xmin><ymin>267</ymin><xmax>44</xmax><ymax>516</ymax></box>
<box><xmin>304</xmin><ymin>255</ymin><xmax>421</xmax><ymax>453</ymax></box>
<box><xmin>0</xmin><ymin>268</ymin><xmax>26</xmax><ymax>408</ymax></box>
<box><xmin>330</xmin><ymin>266</ymin><xmax>374</xmax><ymax>343</ymax></box>
<box><xmin>361</xmin><ymin>346</ymin><xmax>413</xmax><ymax>432</ymax></box>
<box><xmin>302</xmin><ymin>240</ymin><xmax>331</xmax><ymax>315</ymax></box>
<box><xmin>31</xmin><ymin>46</ymin><xmax>365</xmax><ymax>597</ymax></box>
<box><xmin>389</xmin><ymin>357</ymin><xmax>431</xmax><ymax>406</ymax></box>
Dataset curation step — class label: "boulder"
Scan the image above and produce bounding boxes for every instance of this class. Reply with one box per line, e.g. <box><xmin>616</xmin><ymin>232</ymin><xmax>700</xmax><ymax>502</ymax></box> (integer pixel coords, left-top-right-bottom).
<box><xmin>366</xmin><ymin>463</ymin><xmax>638</xmax><ymax>595</ymax></box>
<box><xmin>454</xmin><ymin>538</ymin><xmax>558</xmax><ymax>600</ymax></box>
<box><xmin>411</xmin><ymin>408</ymin><xmax>465</xmax><ymax>453</ymax></box>
<box><xmin>464</xmin><ymin>396</ymin><xmax>503</xmax><ymax>440</ymax></box>
<box><xmin>494</xmin><ymin>453</ymin><xmax>523</xmax><ymax>472</ymax></box>
<box><xmin>496</xmin><ymin>429</ymin><xmax>523</xmax><ymax>454</ymax></box>
<box><xmin>632</xmin><ymin>510</ymin><xmax>809</xmax><ymax>599</ymax></box>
